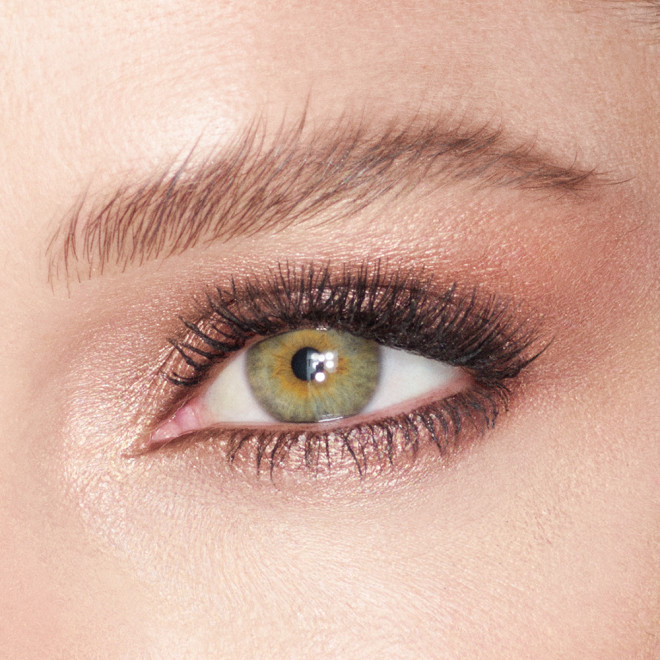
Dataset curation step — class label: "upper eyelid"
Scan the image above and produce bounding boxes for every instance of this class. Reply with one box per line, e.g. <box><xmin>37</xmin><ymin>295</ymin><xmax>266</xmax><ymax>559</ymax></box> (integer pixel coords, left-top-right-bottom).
<box><xmin>161</xmin><ymin>263</ymin><xmax>545</xmax><ymax>393</ymax></box>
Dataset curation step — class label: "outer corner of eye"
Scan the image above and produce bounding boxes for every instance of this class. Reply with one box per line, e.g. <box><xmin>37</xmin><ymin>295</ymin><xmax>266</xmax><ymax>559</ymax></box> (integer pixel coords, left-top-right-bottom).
<box><xmin>148</xmin><ymin>328</ymin><xmax>468</xmax><ymax>449</ymax></box>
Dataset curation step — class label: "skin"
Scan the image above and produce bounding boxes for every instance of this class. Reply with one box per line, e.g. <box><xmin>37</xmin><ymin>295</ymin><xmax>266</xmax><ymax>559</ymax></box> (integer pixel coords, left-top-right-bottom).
<box><xmin>0</xmin><ymin>0</ymin><xmax>658</xmax><ymax>657</ymax></box>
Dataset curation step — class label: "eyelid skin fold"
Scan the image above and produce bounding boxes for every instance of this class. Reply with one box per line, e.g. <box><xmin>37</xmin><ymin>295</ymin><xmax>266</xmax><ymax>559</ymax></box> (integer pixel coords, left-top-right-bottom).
<box><xmin>135</xmin><ymin>262</ymin><xmax>546</xmax><ymax>478</ymax></box>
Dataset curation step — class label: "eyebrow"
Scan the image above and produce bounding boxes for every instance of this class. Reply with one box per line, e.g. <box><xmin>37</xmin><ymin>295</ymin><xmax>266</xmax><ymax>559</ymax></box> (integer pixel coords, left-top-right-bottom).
<box><xmin>49</xmin><ymin>113</ymin><xmax>606</xmax><ymax>283</ymax></box>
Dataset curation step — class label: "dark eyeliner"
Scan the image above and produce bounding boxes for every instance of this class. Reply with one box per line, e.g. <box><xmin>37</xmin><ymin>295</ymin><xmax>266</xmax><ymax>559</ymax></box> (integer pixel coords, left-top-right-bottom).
<box><xmin>152</xmin><ymin>262</ymin><xmax>545</xmax><ymax>476</ymax></box>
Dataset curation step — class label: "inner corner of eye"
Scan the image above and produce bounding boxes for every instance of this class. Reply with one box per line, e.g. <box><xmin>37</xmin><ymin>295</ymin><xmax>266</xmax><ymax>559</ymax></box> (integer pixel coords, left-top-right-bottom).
<box><xmin>150</xmin><ymin>330</ymin><xmax>467</xmax><ymax>446</ymax></box>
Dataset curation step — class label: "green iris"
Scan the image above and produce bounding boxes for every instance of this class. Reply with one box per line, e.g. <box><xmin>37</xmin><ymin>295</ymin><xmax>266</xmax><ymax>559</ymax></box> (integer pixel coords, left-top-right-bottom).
<box><xmin>246</xmin><ymin>328</ymin><xmax>380</xmax><ymax>422</ymax></box>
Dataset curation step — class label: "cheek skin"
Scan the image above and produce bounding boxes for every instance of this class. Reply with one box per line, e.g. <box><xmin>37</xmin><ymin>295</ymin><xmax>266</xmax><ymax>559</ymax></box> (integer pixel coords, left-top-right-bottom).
<box><xmin>47</xmin><ymin>350</ymin><xmax>658</xmax><ymax>657</ymax></box>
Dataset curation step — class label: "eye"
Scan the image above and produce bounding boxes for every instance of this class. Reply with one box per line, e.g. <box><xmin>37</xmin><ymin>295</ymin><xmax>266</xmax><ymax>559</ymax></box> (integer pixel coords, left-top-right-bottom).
<box><xmin>141</xmin><ymin>264</ymin><xmax>544</xmax><ymax>476</ymax></box>
<box><xmin>151</xmin><ymin>328</ymin><xmax>467</xmax><ymax>441</ymax></box>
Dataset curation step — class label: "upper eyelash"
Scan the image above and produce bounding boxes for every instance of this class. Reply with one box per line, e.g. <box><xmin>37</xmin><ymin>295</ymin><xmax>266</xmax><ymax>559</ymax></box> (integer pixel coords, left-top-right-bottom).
<box><xmin>164</xmin><ymin>261</ymin><xmax>544</xmax><ymax>390</ymax></box>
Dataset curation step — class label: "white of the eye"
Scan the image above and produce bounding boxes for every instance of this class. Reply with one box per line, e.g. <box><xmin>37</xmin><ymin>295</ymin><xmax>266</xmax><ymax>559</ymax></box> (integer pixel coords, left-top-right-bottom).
<box><xmin>204</xmin><ymin>350</ymin><xmax>274</xmax><ymax>423</ymax></box>
<box><xmin>203</xmin><ymin>345</ymin><xmax>462</xmax><ymax>424</ymax></box>
<box><xmin>361</xmin><ymin>347</ymin><xmax>459</xmax><ymax>414</ymax></box>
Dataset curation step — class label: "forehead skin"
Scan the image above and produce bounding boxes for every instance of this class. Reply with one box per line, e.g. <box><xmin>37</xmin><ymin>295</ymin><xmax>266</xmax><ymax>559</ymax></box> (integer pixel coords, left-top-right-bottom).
<box><xmin>0</xmin><ymin>1</ymin><xmax>658</xmax><ymax>658</ymax></box>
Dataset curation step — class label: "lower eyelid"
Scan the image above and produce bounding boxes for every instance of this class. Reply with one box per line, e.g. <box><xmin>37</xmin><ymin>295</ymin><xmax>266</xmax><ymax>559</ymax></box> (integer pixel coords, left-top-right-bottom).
<box><xmin>139</xmin><ymin>384</ymin><xmax>507</xmax><ymax>479</ymax></box>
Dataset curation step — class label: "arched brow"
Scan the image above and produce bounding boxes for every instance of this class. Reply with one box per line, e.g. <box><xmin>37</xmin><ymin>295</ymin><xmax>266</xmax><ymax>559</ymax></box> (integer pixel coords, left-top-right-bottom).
<box><xmin>48</xmin><ymin>112</ymin><xmax>608</xmax><ymax>284</ymax></box>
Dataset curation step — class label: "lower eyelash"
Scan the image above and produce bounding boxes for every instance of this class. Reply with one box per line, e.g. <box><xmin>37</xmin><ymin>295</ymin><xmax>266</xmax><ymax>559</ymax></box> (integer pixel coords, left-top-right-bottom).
<box><xmin>153</xmin><ymin>384</ymin><xmax>507</xmax><ymax>478</ymax></box>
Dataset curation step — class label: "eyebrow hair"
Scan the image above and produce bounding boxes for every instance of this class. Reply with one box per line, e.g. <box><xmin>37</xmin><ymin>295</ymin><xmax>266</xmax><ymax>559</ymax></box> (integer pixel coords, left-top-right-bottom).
<box><xmin>48</xmin><ymin>112</ymin><xmax>606</xmax><ymax>283</ymax></box>
<box><xmin>613</xmin><ymin>0</ymin><xmax>660</xmax><ymax>25</ymax></box>
<box><xmin>582</xmin><ymin>0</ymin><xmax>660</xmax><ymax>37</ymax></box>
<box><xmin>631</xmin><ymin>0</ymin><xmax>660</xmax><ymax>22</ymax></box>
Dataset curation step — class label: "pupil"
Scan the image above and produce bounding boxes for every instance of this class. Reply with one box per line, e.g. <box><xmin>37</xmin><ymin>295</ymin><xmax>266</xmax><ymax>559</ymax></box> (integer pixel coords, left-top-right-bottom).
<box><xmin>291</xmin><ymin>347</ymin><xmax>326</xmax><ymax>382</ymax></box>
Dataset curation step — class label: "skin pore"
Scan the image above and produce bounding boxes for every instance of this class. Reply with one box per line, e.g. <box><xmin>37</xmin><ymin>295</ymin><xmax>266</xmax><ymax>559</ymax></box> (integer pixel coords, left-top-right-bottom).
<box><xmin>0</xmin><ymin>1</ymin><xmax>658</xmax><ymax>657</ymax></box>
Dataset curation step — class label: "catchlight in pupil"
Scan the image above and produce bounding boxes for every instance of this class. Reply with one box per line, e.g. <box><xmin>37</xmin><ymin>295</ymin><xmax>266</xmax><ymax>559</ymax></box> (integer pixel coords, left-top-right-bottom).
<box><xmin>290</xmin><ymin>347</ymin><xmax>337</xmax><ymax>383</ymax></box>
